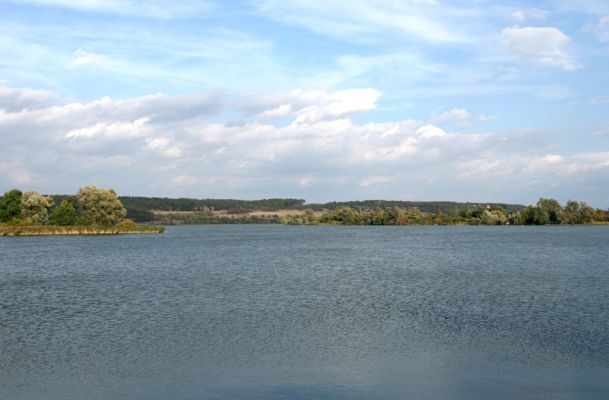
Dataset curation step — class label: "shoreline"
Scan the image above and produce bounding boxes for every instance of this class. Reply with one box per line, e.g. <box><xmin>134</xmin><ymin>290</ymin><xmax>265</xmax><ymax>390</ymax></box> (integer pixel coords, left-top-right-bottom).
<box><xmin>0</xmin><ymin>225</ymin><xmax>165</xmax><ymax>236</ymax></box>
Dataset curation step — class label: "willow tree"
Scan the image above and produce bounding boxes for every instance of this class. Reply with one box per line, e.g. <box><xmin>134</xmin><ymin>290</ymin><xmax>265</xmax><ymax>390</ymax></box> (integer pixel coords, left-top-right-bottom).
<box><xmin>20</xmin><ymin>191</ymin><xmax>54</xmax><ymax>224</ymax></box>
<box><xmin>77</xmin><ymin>186</ymin><xmax>126</xmax><ymax>226</ymax></box>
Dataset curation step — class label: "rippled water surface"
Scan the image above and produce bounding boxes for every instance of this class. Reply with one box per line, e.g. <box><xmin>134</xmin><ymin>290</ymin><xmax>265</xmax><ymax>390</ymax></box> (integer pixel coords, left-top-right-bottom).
<box><xmin>1</xmin><ymin>225</ymin><xmax>609</xmax><ymax>399</ymax></box>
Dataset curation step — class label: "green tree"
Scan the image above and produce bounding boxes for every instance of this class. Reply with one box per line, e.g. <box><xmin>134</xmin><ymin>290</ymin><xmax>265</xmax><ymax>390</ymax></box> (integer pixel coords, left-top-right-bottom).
<box><xmin>578</xmin><ymin>202</ymin><xmax>595</xmax><ymax>224</ymax></box>
<box><xmin>481</xmin><ymin>210</ymin><xmax>507</xmax><ymax>225</ymax></box>
<box><xmin>20</xmin><ymin>191</ymin><xmax>54</xmax><ymax>224</ymax></box>
<box><xmin>48</xmin><ymin>199</ymin><xmax>78</xmax><ymax>226</ymax></box>
<box><xmin>0</xmin><ymin>189</ymin><xmax>23</xmax><ymax>223</ymax></box>
<box><xmin>303</xmin><ymin>209</ymin><xmax>317</xmax><ymax>224</ymax></box>
<box><xmin>77</xmin><ymin>186</ymin><xmax>126</xmax><ymax>226</ymax></box>
<box><xmin>536</xmin><ymin>198</ymin><xmax>562</xmax><ymax>224</ymax></box>
<box><xmin>563</xmin><ymin>200</ymin><xmax>580</xmax><ymax>224</ymax></box>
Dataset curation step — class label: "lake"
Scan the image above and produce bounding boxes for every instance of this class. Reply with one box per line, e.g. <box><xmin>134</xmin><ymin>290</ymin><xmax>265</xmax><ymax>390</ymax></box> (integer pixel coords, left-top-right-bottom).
<box><xmin>1</xmin><ymin>225</ymin><xmax>608</xmax><ymax>399</ymax></box>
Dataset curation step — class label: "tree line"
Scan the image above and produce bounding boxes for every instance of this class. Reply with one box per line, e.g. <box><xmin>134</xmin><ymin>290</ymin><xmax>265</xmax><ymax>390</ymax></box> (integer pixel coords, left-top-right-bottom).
<box><xmin>303</xmin><ymin>200</ymin><xmax>525</xmax><ymax>214</ymax></box>
<box><xmin>102</xmin><ymin>197</ymin><xmax>526</xmax><ymax>220</ymax></box>
<box><xmin>3</xmin><ymin>189</ymin><xmax>607</xmax><ymax>226</ymax></box>
<box><xmin>284</xmin><ymin>198</ymin><xmax>609</xmax><ymax>226</ymax></box>
<box><xmin>0</xmin><ymin>186</ymin><xmax>127</xmax><ymax>227</ymax></box>
<box><xmin>119</xmin><ymin>197</ymin><xmax>306</xmax><ymax>213</ymax></box>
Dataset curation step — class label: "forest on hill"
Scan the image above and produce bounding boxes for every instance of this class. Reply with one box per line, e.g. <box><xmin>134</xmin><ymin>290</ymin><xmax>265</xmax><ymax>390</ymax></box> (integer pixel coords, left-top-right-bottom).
<box><xmin>107</xmin><ymin>196</ymin><xmax>526</xmax><ymax>222</ymax></box>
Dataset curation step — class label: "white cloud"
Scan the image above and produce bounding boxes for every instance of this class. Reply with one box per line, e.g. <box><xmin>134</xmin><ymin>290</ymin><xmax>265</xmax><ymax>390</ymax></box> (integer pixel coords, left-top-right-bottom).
<box><xmin>432</xmin><ymin>108</ymin><xmax>490</xmax><ymax>126</ymax></box>
<box><xmin>255</xmin><ymin>0</ymin><xmax>473</xmax><ymax>43</ymax></box>
<box><xmin>1</xmin><ymin>85</ymin><xmax>608</xmax><ymax>206</ymax></box>
<box><xmin>416</xmin><ymin>124</ymin><xmax>446</xmax><ymax>139</ymax></box>
<box><xmin>501</xmin><ymin>26</ymin><xmax>581</xmax><ymax>70</ymax></box>
<box><xmin>360</xmin><ymin>175</ymin><xmax>396</xmax><ymax>187</ymax></box>
<box><xmin>0</xmin><ymin>86</ymin><xmax>56</xmax><ymax>111</ymax></box>
<box><xmin>145</xmin><ymin>137</ymin><xmax>183</xmax><ymax>158</ymax></box>
<box><xmin>257</xmin><ymin>104</ymin><xmax>292</xmax><ymax>121</ymax></box>
<box><xmin>169</xmin><ymin>175</ymin><xmax>198</xmax><ymax>187</ymax></box>
<box><xmin>512</xmin><ymin>9</ymin><xmax>548</xmax><ymax>22</ymax></box>
<box><xmin>584</xmin><ymin>16</ymin><xmax>609</xmax><ymax>42</ymax></box>
<box><xmin>71</xmin><ymin>49</ymin><xmax>109</xmax><ymax>68</ymax></box>
<box><xmin>13</xmin><ymin>0</ymin><xmax>214</xmax><ymax>18</ymax></box>
<box><xmin>64</xmin><ymin>117</ymin><xmax>150</xmax><ymax>139</ymax></box>
<box><xmin>293</xmin><ymin>88</ymin><xmax>381</xmax><ymax>124</ymax></box>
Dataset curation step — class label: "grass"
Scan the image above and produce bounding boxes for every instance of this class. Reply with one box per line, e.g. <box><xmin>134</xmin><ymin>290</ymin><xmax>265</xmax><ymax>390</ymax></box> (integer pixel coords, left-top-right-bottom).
<box><xmin>0</xmin><ymin>225</ymin><xmax>165</xmax><ymax>236</ymax></box>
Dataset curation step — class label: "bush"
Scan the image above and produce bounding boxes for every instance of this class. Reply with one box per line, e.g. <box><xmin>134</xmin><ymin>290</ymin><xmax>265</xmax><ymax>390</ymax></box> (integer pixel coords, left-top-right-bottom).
<box><xmin>117</xmin><ymin>219</ymin><xmax>137</xmax><ymax>228</ymax></box>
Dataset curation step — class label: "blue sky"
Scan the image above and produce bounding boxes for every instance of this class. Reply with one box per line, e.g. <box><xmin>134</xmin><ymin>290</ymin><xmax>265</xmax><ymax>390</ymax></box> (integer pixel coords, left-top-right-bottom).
<box><xmin>1</xmin><ymin>0</ymin><xmax>608</xmax><ymax>206</ymax></box>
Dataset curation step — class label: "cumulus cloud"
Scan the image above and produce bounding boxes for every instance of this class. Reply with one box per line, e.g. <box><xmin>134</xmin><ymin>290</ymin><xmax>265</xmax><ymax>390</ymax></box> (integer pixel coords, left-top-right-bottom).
<box><xmin>293</xmin><ymin>88</ymin><xmax>381</xmax><ymax>124</ymax></box>
<box><xmin>65</xmin><ymin>118</ymin><xmax>150</xmax><ymax>139</ymax></box>
<box><xmin>1</xmin><ymin>85</ymin><xmax>608</xmax><ymax>205</ymax></box>
<box><xmin>145</xmin><ymin>137</ymin><xmax>183</xmax><ymax>158</ymax></box>
<box><xmin>257</xmin><ymin>104</ymin><xmax>292</xmax><ymax>121</ymax></box>
<box><xmin>0</xmin><ymin>86</ymin><xmax>56</xmax><ymax>111</ymax></box>
<box><xmin>416</xmin><ymin>124</ymin><xmax>446</xmax><ymax>139</ymax></box>
<box><xmin>501</xmin><ymin>26</ymin><xmax>581</xmax><ymax>70</ymax></box>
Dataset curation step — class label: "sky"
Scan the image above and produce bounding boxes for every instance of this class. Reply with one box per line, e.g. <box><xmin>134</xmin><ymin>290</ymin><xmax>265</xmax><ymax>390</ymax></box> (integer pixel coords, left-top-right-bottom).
<box><xmin>1</xmin><ymin>0</ymin><xmax>608</xmax><ymax>206</ymax></box>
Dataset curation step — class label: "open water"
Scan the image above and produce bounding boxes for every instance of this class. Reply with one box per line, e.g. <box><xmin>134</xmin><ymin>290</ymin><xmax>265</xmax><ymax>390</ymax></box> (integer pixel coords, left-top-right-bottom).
<box><xmin>1</xmin><ymin>225</ymin><xmax>608</xmax><ymax>399</ymax></box>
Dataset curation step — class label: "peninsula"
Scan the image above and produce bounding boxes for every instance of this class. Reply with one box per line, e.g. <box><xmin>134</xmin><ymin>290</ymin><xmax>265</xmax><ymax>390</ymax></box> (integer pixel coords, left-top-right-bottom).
<box><xmin>0</xmin><ymin>186</ymin><xmax>164</xmax><ymax>236</ymax></box>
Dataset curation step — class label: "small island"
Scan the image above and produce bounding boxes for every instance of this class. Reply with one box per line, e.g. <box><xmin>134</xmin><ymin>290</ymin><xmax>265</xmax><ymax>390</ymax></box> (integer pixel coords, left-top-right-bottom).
<box><xmin>0</xmin><ymin>186</ymin><xmax>164</xmax><ymax>236</ymax></box>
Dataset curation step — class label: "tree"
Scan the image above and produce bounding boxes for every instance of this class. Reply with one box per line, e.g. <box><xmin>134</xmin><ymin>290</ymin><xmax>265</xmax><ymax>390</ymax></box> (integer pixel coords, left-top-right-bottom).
<box><xmin>536</xmin><ymin>198</ymin><xmax>562</xmax><ymax>224</ymax></box>
<box><xmin>77</xmin><ymin>186</ymin><xmax>126</xmax><ymax>226</ymax></box>
<box><xmin>481</xmin><ymin>210</ymin><xmax>507</xmax><ymax>225</ymax></box>
<box><xmin>48</xmin><ymin>199</ymin><xmax>78</xmax><ymax>226</ymax></box>
<box><xmin>563</xmin><ymin>200</ymin><xmax>580</xmax><ymax>224</ymax></box>
<box><xmin>0</xmin><ymin>189</ymin><xmax>23</xmax><ymax>223</ymax></box>
<box><xmin>20</xmin><ymin>191</ymin><xmax>54</xmax><ymax>224</ymax></box>
<box><xmin>578</xmin><ymin>202</ymin><xmax>595</xmax><ymax>224</ymax></box>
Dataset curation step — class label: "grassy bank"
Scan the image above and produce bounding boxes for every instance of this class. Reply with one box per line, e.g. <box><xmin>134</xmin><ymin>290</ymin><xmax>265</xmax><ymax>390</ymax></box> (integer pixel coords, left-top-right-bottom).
<box><xmin>0</xmin><ymin>225</ymin><xmax>165</xmax><ymax>236</ymax></box>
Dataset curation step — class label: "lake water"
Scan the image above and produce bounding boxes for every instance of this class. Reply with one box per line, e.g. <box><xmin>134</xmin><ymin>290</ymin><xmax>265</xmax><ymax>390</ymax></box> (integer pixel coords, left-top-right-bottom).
<box><xmin>1</xmin><ymin>225</ymin><xmax>608</xmax><ymax>399</ymax></box>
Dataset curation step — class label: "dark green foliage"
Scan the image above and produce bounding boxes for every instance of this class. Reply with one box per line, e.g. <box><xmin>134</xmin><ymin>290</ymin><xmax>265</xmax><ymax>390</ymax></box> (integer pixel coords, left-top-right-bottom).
<box><xmin>317</xmin><ymin>206</ymin><xmax>430</xmax><ymax>225</ymax></box>
<box><xmin>119</xmin><ymin>197</ymin><xmax>306</xmax><ymax>212</ymax></box>
<box><xmin>536</xmin><ymin>198</ymin><xmax>562</xmax><ymax>224</ymax></box>
<box><xmin>125</xmin><ymin>207</ymin><xmax>156</xmax><ymax>222</ymax></box>
<box><xmin>0</xmin><ymin>189</ymin><xmax>23</xmax><ymax>223</ymax></box>
<box><xmin>48</xmin><ymin>199</ymin><xmax>78</xmax><ymax>226</ymax></box>
<box><xmin>306</xmin><ymin>200</ymin><xmax>525</xmax><ymax>214</ymax></box>
<box><xmin>115</xmin><ymin>197</ymin><xmax>526</xmax><ymax>215</ymax></box>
